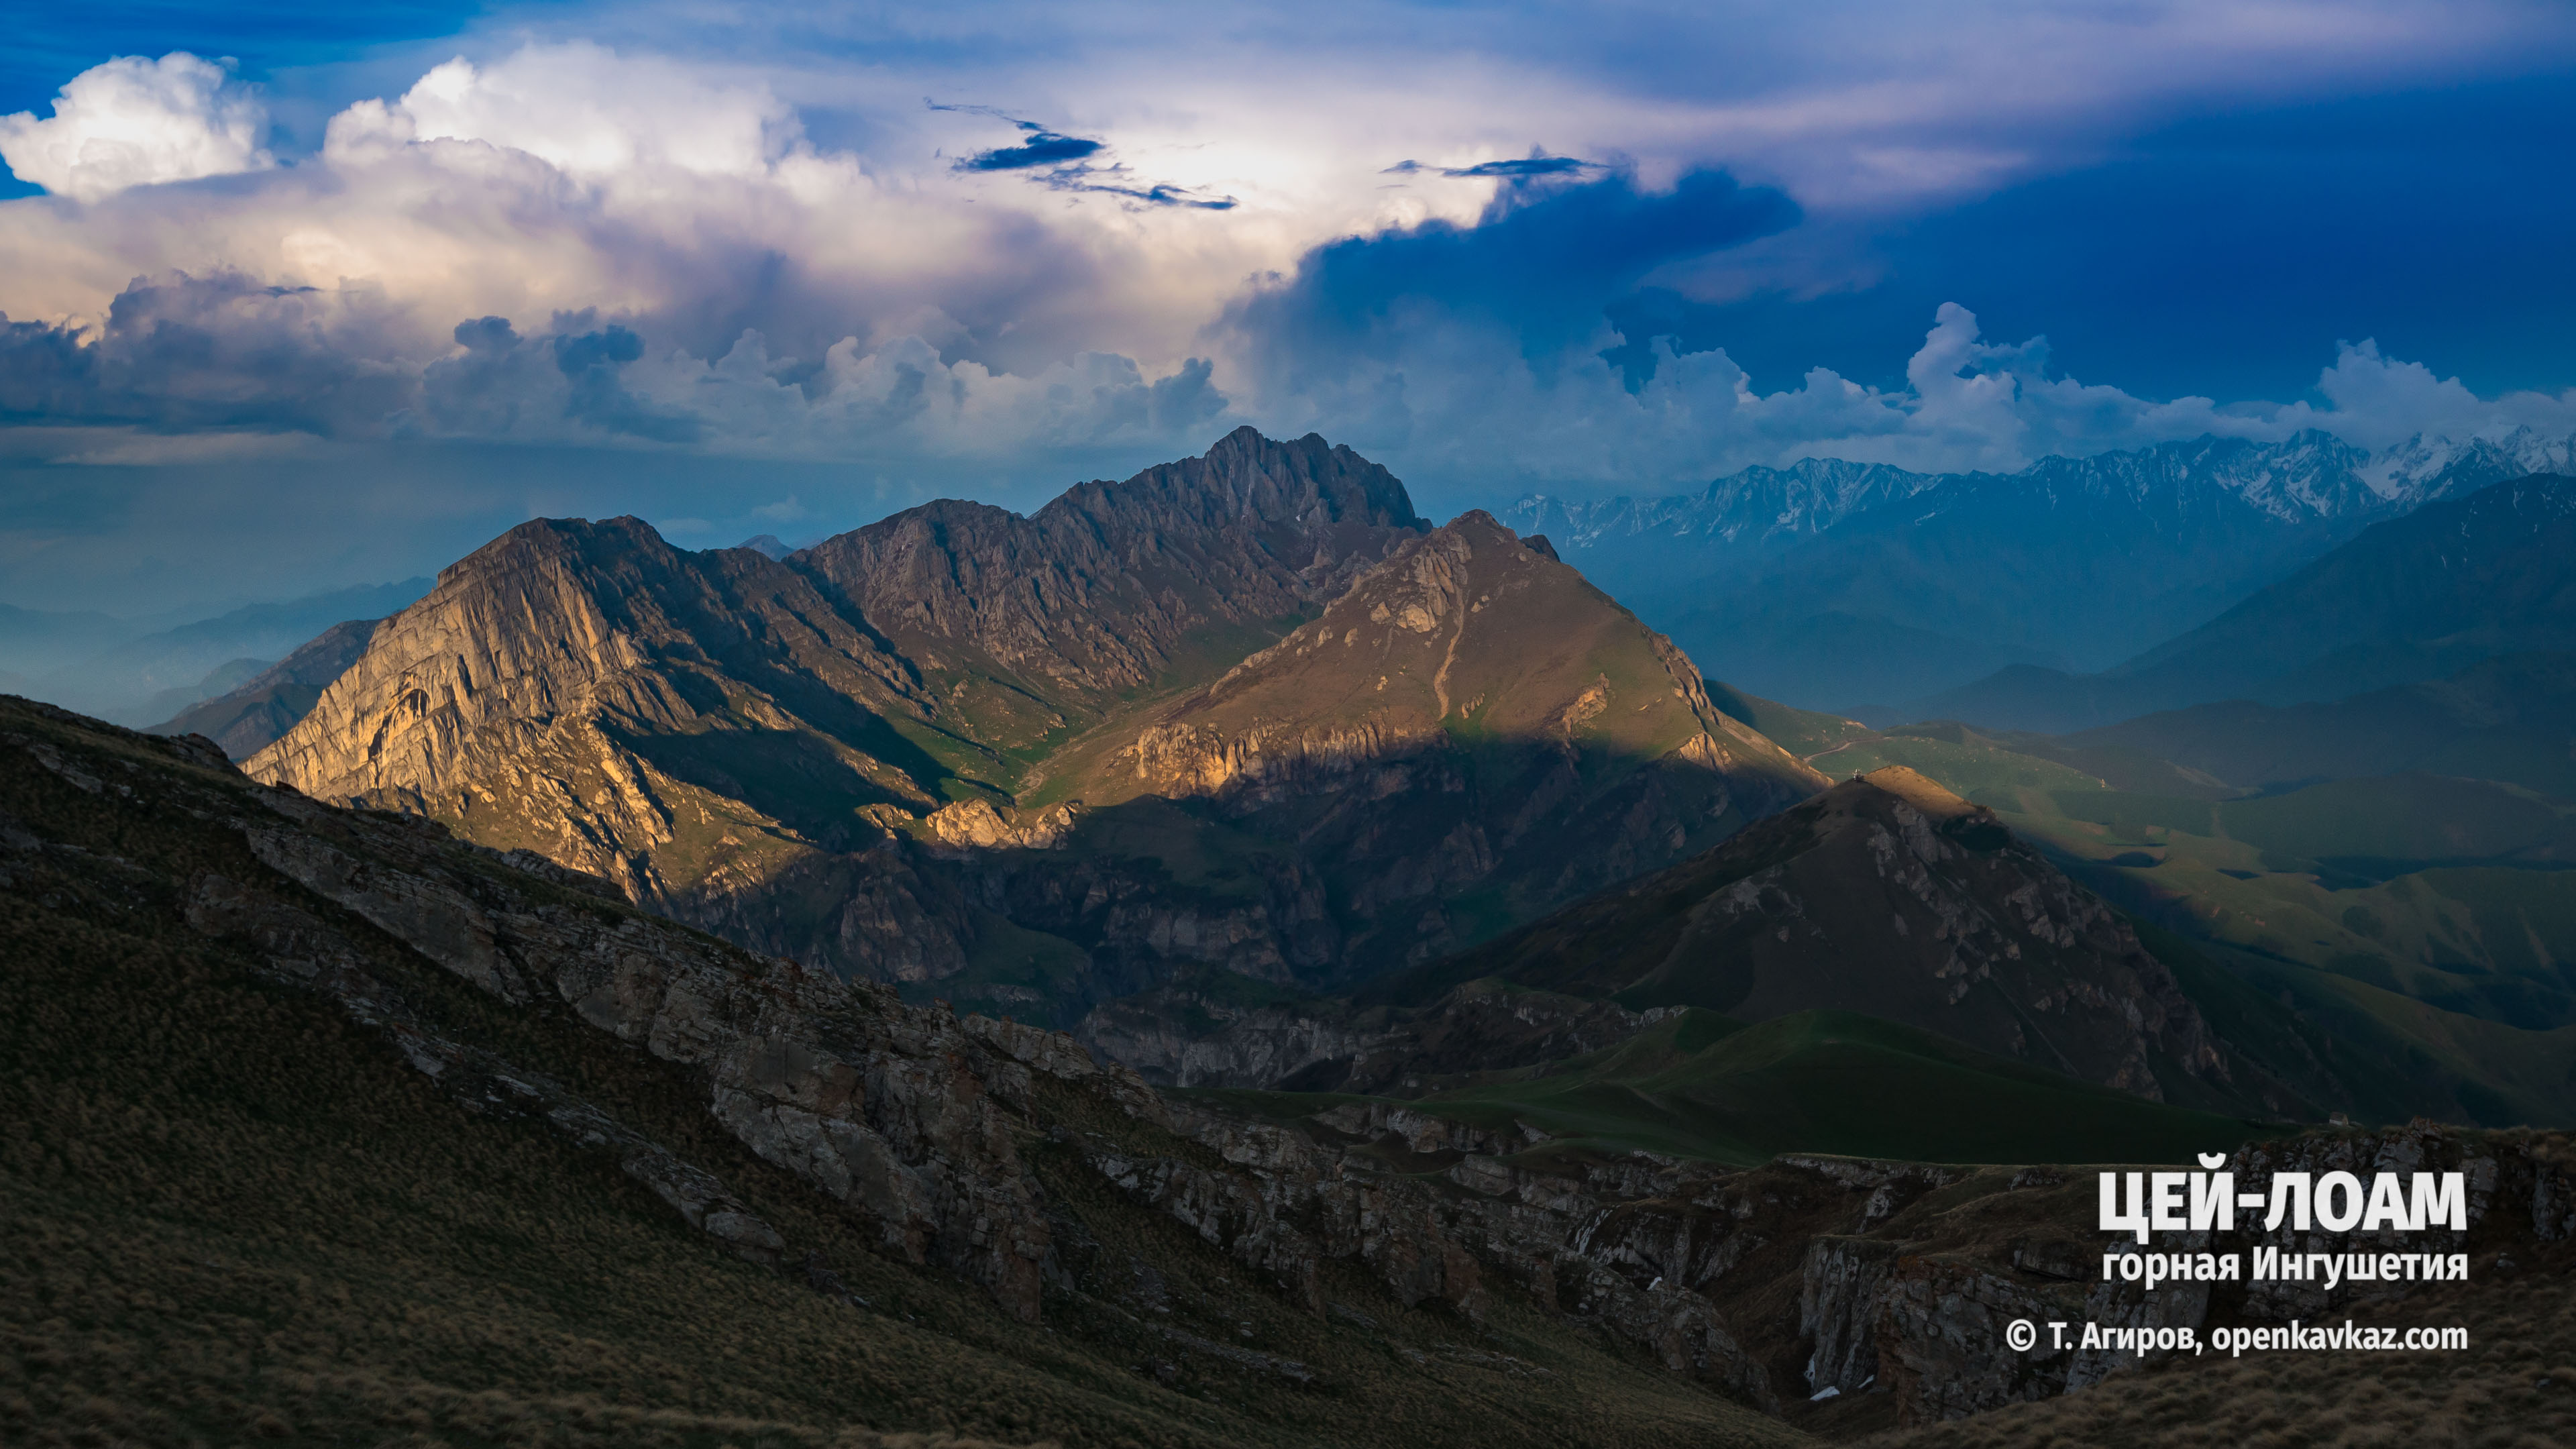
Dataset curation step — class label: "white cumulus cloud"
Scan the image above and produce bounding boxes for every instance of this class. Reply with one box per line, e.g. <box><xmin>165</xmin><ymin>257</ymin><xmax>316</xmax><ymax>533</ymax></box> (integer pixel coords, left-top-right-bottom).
<box><xmin>323</xmin><ymin>42</ymin><xmax>795</xmax><ymax>179</ymax></box>
<box><xmin>0</xmin><ymin>53</ymin><xmax>274</xmax><ymax>203</ymax></box>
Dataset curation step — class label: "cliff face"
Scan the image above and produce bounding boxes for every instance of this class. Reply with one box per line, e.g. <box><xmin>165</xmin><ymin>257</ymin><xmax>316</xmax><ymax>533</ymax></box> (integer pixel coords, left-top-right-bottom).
<box><xmin>240</xmin><ymin>431</ymin><xmax>1825</xmax><ymax>1024</ymax></box>
<box><xmin>248</xmin><ymin>517</ymin><xmax>930</xmax><ymax>800</ymax></box>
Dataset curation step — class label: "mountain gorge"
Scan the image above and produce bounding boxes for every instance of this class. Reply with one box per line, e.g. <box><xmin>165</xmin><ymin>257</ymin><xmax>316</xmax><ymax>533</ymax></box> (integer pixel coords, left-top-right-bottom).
<box><xmin>240</xmin><ymin>429</ymin><xmax>1825</xmax><ymax>1031</ymax></box>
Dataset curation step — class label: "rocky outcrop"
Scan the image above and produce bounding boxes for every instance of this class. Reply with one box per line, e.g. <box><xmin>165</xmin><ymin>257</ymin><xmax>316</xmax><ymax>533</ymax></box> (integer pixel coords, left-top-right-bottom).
<box><xmin>918</xmin><ymin>798</ymin><xmax>1079</xmax><ymax>855</ymax></box>
<box><xmin>181</xmin><ymin>867</ymin><xmax>792</xmax><ymax>1267</ymax></box>
<box><xmin>1800</xmin><ymin>1236</ymin><xmax>1902</xmax><ymax>1393</ymax></box>
<box><xmin>233</xmin><ymin>785</ymin><xmax>1077</xmax><ymax>1319</ymax></box>
<box><xmin>1104</xmin><ymin>1096</ymin><xmax>1789</xmax><ymax>1408</ymax></box>
<box><xmin>1078</xmin><ymin>975</ymin><xmax>1660</xmax><ymax>1091</ymax></box>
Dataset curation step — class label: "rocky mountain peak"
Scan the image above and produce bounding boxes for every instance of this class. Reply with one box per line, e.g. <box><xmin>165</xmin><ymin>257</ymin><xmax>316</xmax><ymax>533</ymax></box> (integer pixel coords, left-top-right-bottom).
<box><xmin>1022</xmin><ymin>506</ymin><xmax>1828</xmax><ymax>981</ymax></box>
<box><xmin>793</xmin><ymin>428</ymin><xmax>1427</xmax><ymax>708</ymax></box>
<box><xmin>246</xmin><ymin>509</ymin><xmax>924</xmax><ymax>827</ymax></box>
<box><xmin>1114</xmin><ymin>423</ymin><xmax>1428</xmax><ymax>532</ymax></box>
<box><xmin>237</xmin><ymin>432</ymin><xmax>1835</xmax><ymax>1020</ymax></box>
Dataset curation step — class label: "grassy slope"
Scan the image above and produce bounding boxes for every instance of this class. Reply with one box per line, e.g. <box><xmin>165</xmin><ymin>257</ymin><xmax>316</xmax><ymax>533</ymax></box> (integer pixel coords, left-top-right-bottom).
<box><xmin>1787</xmin><ymin>726</ymin><xmax>2576</xmax><ymax>1126</ymax></box>
<box><xmin>2059</xmin><ymin>650</ymin><xmax>2576</xmax><ymax>801</ymax></box>
<box><xmin>0</xmin><ymin>702</ymin><xmax>1807</xmax><ymax>1449</ymax></box>
<box><xmin>1201</xmin><ymin>1009</ymin><xmax>2268</xmax><ymax>1169</ymax></box>
<box><xmin>1703</xmin><ymin>682</ymin><xmax>1879</xmax><ymax>758</ymax></box>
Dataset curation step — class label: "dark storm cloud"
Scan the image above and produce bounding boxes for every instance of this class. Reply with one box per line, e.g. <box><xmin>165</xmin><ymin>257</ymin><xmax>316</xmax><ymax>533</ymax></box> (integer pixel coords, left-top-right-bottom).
<box><xmin>0</xmin><ymin>271</ymin><xmax>413</xmax><ymax>433</ymax></box>
<box><xmin>1381</xmin><ymin>154</ymin><xmax>1598</xmax><ymax>178</ymax></box>
<box><xmin>0</xmin><ymin>274</ymin><xmax>698</xmax><ymax>445</ymax></box>
<box><xmin>416</xmin><ymin>311</ymin><xmax>700</xmax><ymax>443</ymax></box>
<box><xmin>958</xmin><ymin>128</ymin><xmax>1104</xmax><ymax>171</ymax></box>
<box><xmin>1232</xmin><ymin>166</ymin><xmax>1800</xmax><ymax>368</ymax></box>
<box><xmin>928</xmin><ymin>101</ymin><xmax>1110</xmax><ymax>172</ymax></box>
<box><xmin>1033</xmin><ymin>164</ymin><xmax>1236</xmax><ymax>209</ymax></box>
<box><xmin>929</xmin><ymin>99</ymin><xmax>1230</xmax><ymax>207</ymax></box>
<box><xmin>1676</xmin><ymin>72</ymin><xmax>2576</xmax><ymax>404</ymax></box>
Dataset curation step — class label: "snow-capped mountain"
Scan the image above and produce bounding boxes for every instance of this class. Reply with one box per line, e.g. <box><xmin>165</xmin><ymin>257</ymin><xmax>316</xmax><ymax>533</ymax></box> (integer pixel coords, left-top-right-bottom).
<box><xmin>2366</xmin><ymin>426</ymin><xmax>2576</xmax><ymax>505</ymax></box>
<box><xmin>1512</xmin><ymin>457</ymin><xmax>1944</xmax><ymax>553</ymax></box>
<box><xmin>1509</xmin><ymin>428</ymin><xmax>2575</xmax><ymax>555</ymax></box>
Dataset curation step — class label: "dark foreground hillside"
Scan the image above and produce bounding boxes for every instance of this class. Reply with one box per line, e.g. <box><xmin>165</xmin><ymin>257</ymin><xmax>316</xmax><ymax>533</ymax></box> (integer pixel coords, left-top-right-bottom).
<box><xmin>0</xmin><ymin>696</ymin><xmax>1796</xmax><ymax>1449</ymax></box>
<box><xmin>13</xmin><ymin>694</ymin><xmax>2576</xmax><ymax>1448</ymax></box>
<box><xmin>1864</xmin><ymin>1234</ymin><xmax>2576</xmax><ymax>1449</ymax></box>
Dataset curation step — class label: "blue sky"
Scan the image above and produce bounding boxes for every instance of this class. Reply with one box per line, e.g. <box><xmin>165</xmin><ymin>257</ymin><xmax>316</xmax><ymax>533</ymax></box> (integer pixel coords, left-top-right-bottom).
<box><xmin>4</xmin><ymin>1</ymin><xmax>2576</xmax><ymax>614</ymax></box>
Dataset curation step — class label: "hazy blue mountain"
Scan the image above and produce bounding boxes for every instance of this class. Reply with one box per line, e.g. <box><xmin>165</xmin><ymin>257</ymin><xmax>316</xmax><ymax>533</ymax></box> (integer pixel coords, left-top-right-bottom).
<box><xmin>0</xmin><ymin>601</ymin><xmax>140</xmax><ymax>680</ymax></box>
<box><xmin>2055</xmin><ymin>652</ymin><xmax>2576</xmax><ymax>800</ymax></box>
<box><xmin>29</xmin><ymin>578</ymin><xmax>433</xmax><ymax>724</ymax></box>
<box><xmin>1511</xmin><ymin>428</ymin><xmax>2576</xmax><ymax>712</ymax></box>
<box><xmin>127</xmin><ymin>657</ymin><xmax>276</xmax><ymax>737</ymax></box>
<box><xmin>1921</xmin><ymin>475</ymin><xmax>2576</xmax><ymax>731</ymax></box>
<box><xmin>150</xmin><ymin>617</ymin><xmax>388</xmax><ymax>759</ymax></box>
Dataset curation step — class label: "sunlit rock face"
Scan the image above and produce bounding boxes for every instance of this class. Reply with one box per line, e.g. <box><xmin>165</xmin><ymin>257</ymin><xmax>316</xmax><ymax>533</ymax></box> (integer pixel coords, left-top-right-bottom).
<box><xmin>245</xmin><ymin>428</ymin><xmax>1825</xmax><ymax>1021</ymax></box>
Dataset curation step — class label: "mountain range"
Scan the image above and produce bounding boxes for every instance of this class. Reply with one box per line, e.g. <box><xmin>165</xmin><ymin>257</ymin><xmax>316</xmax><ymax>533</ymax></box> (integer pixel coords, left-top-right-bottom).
<box><xmin>0</xmin><ymin>577</ymin><xmax>432</xmax><ymax>727</ymax></box>
<box><xmin>146</xmin><ymin>427</ymin><xmax>2575</xmax><ymax>1122</ymax></box>
<box><xmin>1513</xmin><ymin>427</ymin><xmax>2576</xmax><ymax>710</ymax></box>
<box><xmin>1921</xmin><ymin>472</ymin><xmax>2576</xmax><ymax>731</ymax></box>
<box><xmin>13</xmin><ymin>421</ymin><xmax>2576</xmax><ymax>1445</ymax></box>
<box><xmin>232</xmin><ymin>429</ymin><xmax>1821</xmax><ymax>1033</ymax></box>
<box><xmin>12</xmin><ymin>639</ymin><xmax>2571</xmax><ymax>1446</ymax></box>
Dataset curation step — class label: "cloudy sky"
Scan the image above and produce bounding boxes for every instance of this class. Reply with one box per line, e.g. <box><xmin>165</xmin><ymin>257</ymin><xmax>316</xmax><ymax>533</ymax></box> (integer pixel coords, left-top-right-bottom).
<box><xmin>5</xmin><ymin>0</ymin><xmax>2576</xmax><ymax>614</ymax></box>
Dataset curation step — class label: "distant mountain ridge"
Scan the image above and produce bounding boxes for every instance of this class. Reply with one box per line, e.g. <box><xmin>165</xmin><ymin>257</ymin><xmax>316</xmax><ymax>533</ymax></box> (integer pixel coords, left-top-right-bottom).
<box><xmin>1516</xmin><ymin>425</ymin><xmax>2576</xmax><ymax>551</ymax></box>
<box><xmin>13</xmin><ymin>578</ymin><xmax>433</xmax><ymax>726</ymax></box>
<box><xmin>1922</xmin><ymin>474</ymin><xmax>2576</xmax><ymax>731</ymax></box>
<box><xmin>152</xmin><ymin>618</ymin><xmax>388</xmax><ymax>760</ymax></box>
<box><xmin>1372</xmin><ymin>767</ymin><xmax>2258</xmax><ymax>1106</ymax></box>
<box><xmin>2057</xmin><ymin>652</ymin><xmax>2576</xmax><ymax>800</ymax></box>
<box><xmin>1509</xmin><ymin>428</ymin><xmax>2576</xmax><ymax>710</ymax></box>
